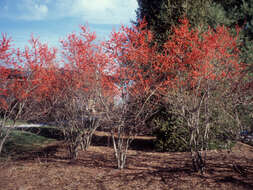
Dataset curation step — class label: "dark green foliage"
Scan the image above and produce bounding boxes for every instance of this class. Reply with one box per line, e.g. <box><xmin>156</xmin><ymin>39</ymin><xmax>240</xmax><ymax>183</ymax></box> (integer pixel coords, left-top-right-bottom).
<box><xmin>1</xmin><ymin>130</ymin><xmax>55</xmax><ymax>155</ymax></box>
<box><xmin>212</xmin><ymin>0</ymin><xmax>253</xmax><ymax>30</ymax></box>
<box><xmin>136</xmin><ymin>0</ymin><xmax>252</xmax><ymax>63</ymax></box>
<box><xmin>136</xmin><ymin>0</ymin><xmax>211</xmax><ymax>47</ymax></box>
<box><xmin>152</xmin><ymin>111</ymin><xmax>238</xmax><ymax>152</ymax></box>
<box><xmin>136</xmin><ymin>0</ymin><xmax>183</xmax><ymax>47</ymax></box>
<box><xmin>150</xmin><ymin>97</ymin><xmax>242</xmax><ymax>152</ymax></box>
<box><xmin>150</xmin><ymin>106</ymin><xmax>190</xmax><ymax>152</ymax></box>
<box><xmin>153</xmin><ymin>118</ymin><xmax>190</xmax><ymax>152</ymax></box>
<box><xmin>236</xmin><ymin>104</ymin><xmax>253</xmax><ymax>133</ymax></box>
<box><xmin>207</xmin><ymin>104</ymin><xmax>241</xmax><ymax>150</ymax></box>
<box><xmin>16</xmin><ymin>126</ymin><xmax>64</xmax><ymax>140</ymax></box>
<box><xmin>209</xmin><ymin>124</ymin><xmax>237</xmax><ymax>150</ymax></box>
<box><xmin>212</xmin><ymin>0</ymin><xmax>253</xmax><ymax>66</ymax></box>
<box><xmin>136</xmin><ymin>0</ymin><xmax>252</xmax><ymax>154</ymax></box>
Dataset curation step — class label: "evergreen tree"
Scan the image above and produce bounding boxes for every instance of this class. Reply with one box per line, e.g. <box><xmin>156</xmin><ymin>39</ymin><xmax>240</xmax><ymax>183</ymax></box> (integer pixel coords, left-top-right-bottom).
<box><xmin>136</xmin><ymin>0</ymin><xmax>253</xmax><ymax>152</ymax></box>
<box><xmin>136</xmin><ymin>0</ymin><xmax>252</xmax><ymax>67</ymax></box>
<box><xmin>136</xmin><ymin>0</ymin><xmax>211</xmax><ymax>47</ymax></box>
<box><xmin>212</xmin><ymin>0</ymin><xmax>253</xmax><ymax>65</ymax></box>
<box><xmin>136</xmin><ymin>0</ymin><xmax>183</xmax><ymax>47</ymax></box>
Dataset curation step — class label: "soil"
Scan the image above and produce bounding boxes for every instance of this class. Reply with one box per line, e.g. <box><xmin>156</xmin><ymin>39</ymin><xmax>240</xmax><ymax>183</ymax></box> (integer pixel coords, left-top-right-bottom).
<box><xmin>0</xmin><ymin>140</ymin><xmax>253</xmax><ymax>190</ymax></box>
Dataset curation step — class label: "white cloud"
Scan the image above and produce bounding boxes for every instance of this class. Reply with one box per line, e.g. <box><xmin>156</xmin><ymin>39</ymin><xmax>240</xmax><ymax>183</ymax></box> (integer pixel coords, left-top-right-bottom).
<box><xmin>1</xmin><ymin>0</ymin><xmax>138</xmax><ymax>24</ymax></box>
<box><xmin>0</xmin><ymin>0</ymin><xmax>49</xmax><ymax>21</ymax></box>
<box><xmin>74</xmin><ymin>0</ymin><xmax>115</xmax><ymax>12</ymax></box>
<box><xmin>53</xmin><ymin>0</ymin><xmax>138</xmax><ymax>24</ymax></box>
<box><xmin>17</xmin><ymin>0</ymin><xmax>49</xmax><ymax>20</ymax></box>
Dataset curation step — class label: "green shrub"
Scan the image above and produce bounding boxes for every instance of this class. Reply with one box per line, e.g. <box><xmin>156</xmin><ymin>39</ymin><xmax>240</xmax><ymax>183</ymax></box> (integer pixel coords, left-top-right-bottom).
<box><xmin>152</xmin><ymin>105</ymin><xmax>240</xmax><ymax>152</ymax></box>
<box><xmin>2</xmin><ymin>130</ymin><xmax>55</xmax><ymax>155</ymax></box>
<box><xmin>152</xmin><ymin>110</ymin><xmax>190</xmax><ymax>152</ymax></box>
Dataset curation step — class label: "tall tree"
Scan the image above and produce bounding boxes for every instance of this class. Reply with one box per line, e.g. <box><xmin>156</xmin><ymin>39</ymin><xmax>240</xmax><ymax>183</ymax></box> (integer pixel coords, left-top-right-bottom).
<box><xmin>213</xmin><ymin>0</ymin><xmax>253</xmax><ymax>67</ymax></box>
<box><xmin>136</xmin><ymin>0</ymin><xmax>253</xmax><ymax>64</ymax></box>
<box><xmin>136</xmin><ymin>0</ymin><xmax>210</xmax><ymax>47</ymax></box>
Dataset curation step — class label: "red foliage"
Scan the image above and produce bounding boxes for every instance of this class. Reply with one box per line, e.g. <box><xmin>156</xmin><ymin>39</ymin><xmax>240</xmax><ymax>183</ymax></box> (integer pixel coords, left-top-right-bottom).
<box><xmin>0</xmin><ymin>18</ymin><xmax>245</xmax><ymax>116</ymax></box>
<box><xmin>159</xmin><ymin>18</ymin><xmax>242</xmax><ymax>90</ymax></box>
<box><xmin>0</xmin><ymin>34</ymin><xmax>57</xmax><ymax>111</ymax></box>
<box><xmin>105</xmin><ymin>19</ymin><xmax>158</xmax><ymax>98</ymax></box>
<box><xmin>107</xmin><ymin>18</ymin><xmax>243</xmax><ymax>97</ymax></box>
<box><xmin>59</xmin><ymin>25</ymin><xmax>117</xmax><ymax>102</ymax></box>
<box><xmin>0</xmin><ymin>34</ymin><xmax>15</xmax><ymax>110</ymax></box>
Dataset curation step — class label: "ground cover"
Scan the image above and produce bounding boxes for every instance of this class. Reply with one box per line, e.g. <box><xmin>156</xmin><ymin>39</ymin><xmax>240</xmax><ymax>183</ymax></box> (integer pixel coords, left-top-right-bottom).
<box><xmin>0</xmin><ymin>130</ymin><xmax>252</xmax><ymax>190</ymax></box>
<box><xmin>0</xmin><ymin>129</ymin><xmax>56</xmax><ymax>159</ymax></box>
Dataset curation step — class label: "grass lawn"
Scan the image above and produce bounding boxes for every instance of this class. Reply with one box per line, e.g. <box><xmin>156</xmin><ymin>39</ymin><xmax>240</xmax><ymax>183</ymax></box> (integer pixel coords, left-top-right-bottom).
<box><xmin>0</xmin><ymin>119</ymin><xmax>28</xmax><ymax>126</ymax></box>
<box><xmin>1</xmin><ymin>129</ymin><xmax>56</xmax><ymax>158</ymax></box>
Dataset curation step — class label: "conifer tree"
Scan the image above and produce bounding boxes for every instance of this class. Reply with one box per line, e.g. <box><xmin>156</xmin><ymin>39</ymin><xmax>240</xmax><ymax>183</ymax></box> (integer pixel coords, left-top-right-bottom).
<box><xmin>136</xmin><ymin>0</ymin><xmax>210</xmax><ymax>47</ymax></box>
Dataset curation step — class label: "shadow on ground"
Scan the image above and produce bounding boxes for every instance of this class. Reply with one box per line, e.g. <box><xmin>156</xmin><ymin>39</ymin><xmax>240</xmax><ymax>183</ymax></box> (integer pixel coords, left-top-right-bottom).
<box><xmin>8</xmin><ymin>140</ymin><xmax>253</xmax><ymax>190</ymax></box>
<box><xmin>2</xmin><ymin>128</ymin><xmax>253</xmax><ymax>190</ymax></box>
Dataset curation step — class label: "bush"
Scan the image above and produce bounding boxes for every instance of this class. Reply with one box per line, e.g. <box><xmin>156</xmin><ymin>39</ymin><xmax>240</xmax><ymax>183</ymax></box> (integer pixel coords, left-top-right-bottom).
<box><xmin>152</xmin><ymin>109</ymin><xmax>190</xmax><ymax>152</ymax></box>
<box><xmin>16</xmin><ymin>126</ymin><xmax>64</xmax><ymax>140</ymax></box>
<box><xmin>151</xmin><ymin>104</ymin><xmax>242</xmax><ymax>152</ymax></box>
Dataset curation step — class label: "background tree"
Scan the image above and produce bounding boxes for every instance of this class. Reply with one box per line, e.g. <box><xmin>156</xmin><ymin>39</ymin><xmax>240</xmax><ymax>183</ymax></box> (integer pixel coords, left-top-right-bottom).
<box><xmin>209</xmin><ymin>0</ymin><xmax>253</xmax><ymax>132</ymax></box>
<box><xmin>136</xmin><ymin>0</ymin><xmax>211</xmax><ymax>47</ymax></box>
<box><xmin>207</xmin><ymin>0</ymin><xmax>253</xmax><ymax>74</ymax></box>
<box><xmin>136</xmin><ymin>0</ymin><xmax>252</xmax><ymax>64</ymax></box>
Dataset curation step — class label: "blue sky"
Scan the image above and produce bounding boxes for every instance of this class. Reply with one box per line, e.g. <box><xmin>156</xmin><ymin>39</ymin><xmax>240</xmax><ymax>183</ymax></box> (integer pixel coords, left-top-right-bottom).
<box><xmin>0</xmin><ymin>0</ymin><xmax>138</xmax><ymax>49</ymax></box>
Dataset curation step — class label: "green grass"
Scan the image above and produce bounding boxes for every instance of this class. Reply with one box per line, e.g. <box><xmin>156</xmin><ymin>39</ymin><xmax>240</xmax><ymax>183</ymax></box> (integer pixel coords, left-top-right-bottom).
<box><xmin>18</xmin><ymin>126</ymin><xmax>64</xmax><ymax>140</ymax></box>
<box><xmin>1</xmin><ymin>130</ymin><xmax>56</xmax><ymax>157</ymax></box>
<box><xmin>0</xmin><ymin>119</ymin><xmax>29</xmax><ymax>126</ymax></box>
<box><xmin>208</xmin><ymin>140</ymin><xmax>236</xmax><ymax>150</ymax></box>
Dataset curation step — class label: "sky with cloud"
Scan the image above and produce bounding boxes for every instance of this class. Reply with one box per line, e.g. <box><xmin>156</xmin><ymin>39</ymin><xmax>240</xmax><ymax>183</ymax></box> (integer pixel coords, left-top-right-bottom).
<box><xmin>0</xmin><ymin>0</ymin><xmax>138</xmax><ymax>48</ymax></box>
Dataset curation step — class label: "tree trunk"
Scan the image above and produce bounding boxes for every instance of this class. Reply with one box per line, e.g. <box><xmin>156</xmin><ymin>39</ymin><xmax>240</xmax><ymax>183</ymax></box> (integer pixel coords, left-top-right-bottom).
<box><xmin>0</xmin><ymin>138</ymin><xmax>5</xmax><ymax>155</ymax></box>
<box><xmin>0</xmin><ymin>127</ymin><xmax>10</xmax><ymax>156</ymax></box>
<box><xmin>111</xmin><ymin>131</ymin><xmax>130</xmax><ymax>169</ymax></box>
<box><xmin>191</xmin><ymin>151</ymin><xmax>205</xmax><ymax>174</ymax></box>
<box><xmin>68</xmin><ymin>143</ymin><xmax>79</xmax><ymax>160</ymax></box>
<box><xmin>80</xmin><ymin>135</ymin><xmax>92</xmax><ymax>151</ymax></box>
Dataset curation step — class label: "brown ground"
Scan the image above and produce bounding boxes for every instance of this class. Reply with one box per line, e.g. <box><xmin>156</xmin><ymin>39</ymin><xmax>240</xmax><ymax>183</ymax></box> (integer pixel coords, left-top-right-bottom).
<box><xmin>0</xmin><ymin>140</ymin><xmax>253</xmax><ymax>190</ymax></box>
